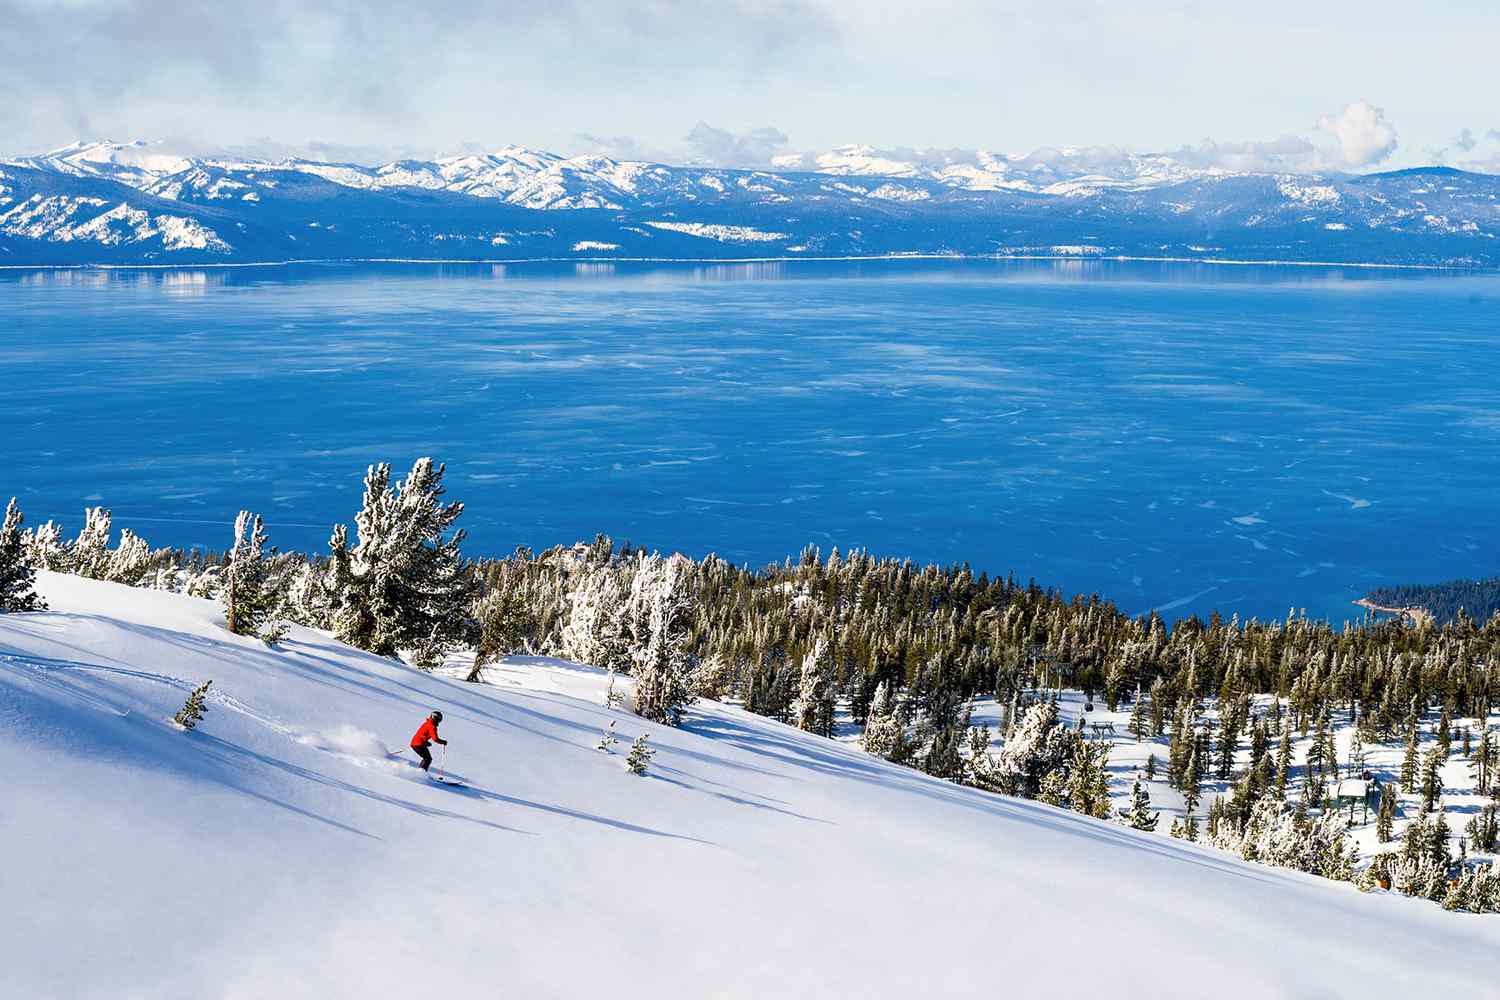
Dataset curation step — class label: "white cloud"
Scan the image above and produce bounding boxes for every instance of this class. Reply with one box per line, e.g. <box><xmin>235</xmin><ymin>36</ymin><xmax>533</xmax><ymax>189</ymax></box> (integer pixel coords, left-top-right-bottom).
<box><xmin>1315</xmin><ymin>99</ymin><xmax>1398</xmax><ymax>169</ymax></box>
<box><xmin>683</xmin><ymin>124</ymin><xmax>792</xmax><ymax>168</ymax></box>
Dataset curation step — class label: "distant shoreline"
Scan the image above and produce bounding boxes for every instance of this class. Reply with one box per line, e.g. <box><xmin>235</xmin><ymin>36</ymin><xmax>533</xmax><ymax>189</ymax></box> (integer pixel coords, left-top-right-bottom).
<box><xmin>0</xmin><ymin>253</ymin><xmax>1488</xmax><ymax>273</ymax></box>
<box><xmin>1352</xmin><ymin>598</ymin><xmax>1434</xmax><ymax>626</ymax></box>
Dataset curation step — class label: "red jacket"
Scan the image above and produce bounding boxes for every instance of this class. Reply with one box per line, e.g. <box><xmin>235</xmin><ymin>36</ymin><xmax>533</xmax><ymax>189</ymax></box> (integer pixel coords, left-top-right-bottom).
<box><xmin>411</xmin><ymin>718</ymin><xmax>443</xmax><ymax>748</ymax></box>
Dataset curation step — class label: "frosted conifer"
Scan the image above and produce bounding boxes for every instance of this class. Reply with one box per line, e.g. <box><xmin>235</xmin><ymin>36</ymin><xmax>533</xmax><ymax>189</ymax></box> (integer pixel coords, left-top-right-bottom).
<box><xmin>1122</xmin><ymin>774</ymin><xmax>1160</xmax><ymax>831</ymax></box>
<box><xmin>331</xmin><ymin>460</ymin><xmax>473</xmax><ymax>667</ymax></box>
<box><xmin>596</xmin><ymin>719</ymin><xmax>618</xmax><ymax>753</ymax></box>
<box><xmin>794</xmin><ymin>638</ymin><xmax>836</xmax><ymax>737</ymax></box>
<box><xmin>625</xmin><ymin>553</ymin><xmax>697</xmax><ymax>726</ymax></box>
<box><xmin>0</xmin><ymin>499</ymin><xmax>45</xmax><ymax>613</ymax></box>
<box><xmin>862</xmin><ymin>681</ymin><xmax>902</xmax><ymax>760</ymax></box>
<box><xmin>24</xmin><ymin>519</ymin><xmax>68</xmax><ymax>572</ymax></box>
<box><xmin>222</xmin><ymin>511</ymin><xmax>273</xmax><ymax>636</ymax></box>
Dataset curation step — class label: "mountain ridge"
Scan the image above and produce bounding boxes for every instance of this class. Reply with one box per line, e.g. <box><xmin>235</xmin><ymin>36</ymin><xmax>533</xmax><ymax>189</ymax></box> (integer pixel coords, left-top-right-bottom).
<box><xmin>4</xmin><ymin>139</ymin><xmax>1499</xmax><ymax>266</ymax></box>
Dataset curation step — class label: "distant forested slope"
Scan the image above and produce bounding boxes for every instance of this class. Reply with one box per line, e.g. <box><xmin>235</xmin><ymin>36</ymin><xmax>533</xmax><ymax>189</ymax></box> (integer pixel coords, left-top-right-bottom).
<box><xmin>1366</xmin><ymin>577</ymin><xmax>1500</xmax><ymax>624</ymax></box>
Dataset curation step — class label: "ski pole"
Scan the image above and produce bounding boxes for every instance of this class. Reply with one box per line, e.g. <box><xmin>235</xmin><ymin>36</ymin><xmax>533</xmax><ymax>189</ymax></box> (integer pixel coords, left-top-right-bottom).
<box><xmin>442</xmin><ymin>742</ymin><xmax>448</xmax><ymax>776</ymax></box>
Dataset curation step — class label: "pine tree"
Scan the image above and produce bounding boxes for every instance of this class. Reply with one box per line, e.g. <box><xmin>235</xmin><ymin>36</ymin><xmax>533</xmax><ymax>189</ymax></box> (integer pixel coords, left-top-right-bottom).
<box><xmin>1127</xmin><ymin>695</ymin><xmax>1148</xmax><ymax>742</ymax></box>
<box><xmin>1067</xmin><ymin>740</ymin><xmax>1113</xmax><ymax>820</ymax></box>
<box><xmin>1420</xmin><ymin>748</ymin><xmax>1443</xmax><ymax>814</ymax></box>
<box><xmin>1037</xmin><ymin>768</ymin><xmax>1068</xmax><ymax>807</ymax></box>
<box><xmin>222</xmin><ymin>510</ymin><xmax>273</xmax><ymax>636</ymax></box>
<box><xmin>173</xmin><ymin>680</ymin><xmax>213</xmax><ymax>730</ymax></box>
<box><xmin>626</xmin><ymin>553</ymin><xmax>698</xmax><ymax>726</ymax></box>
<box><xmin>0</xmin><ymin>498</ymin><xmax>45</xmax><ymax>613</ymax></box>
<box><xmin>1430</xmin><ymin>808</ymin><xmax>1453</xmax><ymax>866</ymax></box>
<box><xmin>1121</xmin><ymin>774</ymin><xmax>1160</xmax><ymax>831</ymax></box>
<box><xmin>1182</xmin><ymin>738</ymin><xmax>1204</xmax><ymax>816</ymax></box>
<box><xmin>1375</xmin><ymin>784</ymin><xmax>1397</xmax><ymax>843</ymax></box>
<box><xmin>625</xmin><ymin>733</ymin><xmax>654</xmax><ymax>775</ymax></box>
<box><xmin>1472</xmin><ymin>728</ymin><xmax>1495</xmax><ymax>795</ymax></box>
<box><xmin>332</xmin><ymin>459</ymin><xmax>472</xmax><ymax>668</ymax></box>
<box><xmin>1346</xmin><ymin>727</ymin><xmax>1365</xmax><ymax>779</ymax></box>
<box><xmin>794</xmin><ymin>638</ymin><xmax>836</xmax><ymax>737</ymax></box>
<box><xmin>468</xmin><ymin>582</ymin><xmax>533</xmax><ymax>681</ymax></box>
<box><xmin>596</xmin><ymin>719</ymin><xmax>618</xmax><ymax>753</ymax></box>
<box><xmin>1465</xmin><ymin>804</ymin><xmax>1498</xmax><ymax>853</ymax></box>
<box><xmin>1144</xmin><ymin>753</ymin><xmax>1157</xmax><ymax>780</ymax></box>
<box><xmin>1274</xmin><ymin>724</ymin><xmax>1292</xmax><ymax>801</ymax></box>
<box><xmin>1401</xmin><ymin>724</ymin><xmax>1420</xmax><ymax>791</ymax></box>
<box><xmin>559</xmin><ymin>564</ymin><xmax>627</xmax><ymax>671</ymax></box>
<box><xmin>861</xmin><ymin>681</ymin><xmax>902</xmax><ymax>759</ymax></box>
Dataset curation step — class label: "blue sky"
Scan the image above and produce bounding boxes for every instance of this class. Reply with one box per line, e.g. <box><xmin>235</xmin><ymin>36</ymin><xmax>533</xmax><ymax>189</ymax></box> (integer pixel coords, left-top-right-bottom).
<box><xmin>3</xmin><ymin>0</ymin><xmax>1498</xmax><ymax>170</ymax></box>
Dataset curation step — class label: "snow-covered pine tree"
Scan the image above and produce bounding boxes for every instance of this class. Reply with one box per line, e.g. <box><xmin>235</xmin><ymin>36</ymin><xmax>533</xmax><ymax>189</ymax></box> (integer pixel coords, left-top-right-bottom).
<box><xmin>559</xmin><ymin>564</ymin><xmax>627</xmax><ymax>671</ymax></box>
<box><xmin>1400</xmin><ymin>723</ymin><xmax>1420</xmax><ymax>790</ymax></box>
<box><xmin>1420</xmin><ymin>748</ymin><xmax>1443</xmax><ymax>813</ymax></box>
<box><xmin>24</xmin><ymin>518</ymin><xmax>69</xmax><ymax>572</ymax></box>
<box><xmin>625</xmin><ymin>732</ymin><xmax>654</xmax><ymax>775</ymax></box>
<box><xmin>1347</xmin><ymin>727</ymin><xmax>1365</xmax><ymax>779</ymax></box>
<box><xmin>1121</xmin><ymin>773</ymin><xmax>1160</xmax><ymax>831</ymax></box>
<box><xmin>596</xmin><ymin>719</ymin><xmax>618</xmax><ymax>753</ymax></box>
<box><xmin>0</xmin><ymin>498</ymin><xmax>45</xmax><ymax>613</ymax></box>
<box><xmin>1430</xmin><ymin>807</ymin><xmax>1453</xmax><ymax>866</ymax></box>
<box><xmin>994</xmin><ymin>699</ymin><xmax>1078</xmax><ymax>799</ymax></box>
<box><xmin>467</xmin><ymin>583</ymin><xmax>532</xmax><ymax>682</ymax></box>
<box><xmin>625</xmin><ymin>553</ymin><xmax>697</xmax><ymax>726</ymax></box>
<box><xmin>222</xmin><ymin>511</ymin><xmax>273</xmax><ymax>636</ymax></box>
<box><xmin>1067</xmin><ymin>740</ymin><xmax>1113</xmax><ymax>819</ymax></box>
<box><xmin>1465</xmin><ymin>804</ymin><xmax>1498</xmax><ymax>853</ymax></box>
<box><xmin>70</xmin><ymin>507</ymin><xmax>113</xmax><ymax>580</ymax></box>
<box><xmin>1273</xmin><ymin>723</ymin><xmax>1292</xmax><ymax>800</ymax></box>
<box><xmin>1472</xmin><ymin>728</ymin><xmax>1495</xmax><ymax>794</ymax></box>
<box><xmin>1144</xmin><ymin>753</ymin><xmax>1157</xmax><ymax>780</ymax></box>
<box><xmin>331</xmin><ymin>460</ymin><xmax>473</xmax><ymax>668</ymax></box>
<box><xmin>1127</xmin><ymin>695</ymin><xmax>1148</xmax><ymax>742</ymax></box>
<box><xmin>1037</xmin><ymin>769</ymin><xmax>1068</xmax><ymax>807</ymax></box>
<box><xmin>1376</xmin><ymin>784</ymin><xmax>1397</xmax><ymax>843</ymax></box>
<box><xmin>173</xmin><ymin>680</ymin><xmax>213</xmax><ymax>730</ymax></box>
<box><xmin>793</xmin><ymin>637</ymin><xmax>836</xmax><ymax>737</ymax></box>
<box><xmin>862</xmin><ymin>681</ymin><xmax>903</xmax><ymax>760</ymax></box>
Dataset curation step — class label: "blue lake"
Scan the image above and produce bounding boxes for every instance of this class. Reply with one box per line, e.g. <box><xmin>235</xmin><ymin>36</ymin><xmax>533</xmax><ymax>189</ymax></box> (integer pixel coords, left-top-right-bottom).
<box><xmin>2</xmin><ymin>259</ymin><xmax>1497</xmax><ymax>623</ymax></box>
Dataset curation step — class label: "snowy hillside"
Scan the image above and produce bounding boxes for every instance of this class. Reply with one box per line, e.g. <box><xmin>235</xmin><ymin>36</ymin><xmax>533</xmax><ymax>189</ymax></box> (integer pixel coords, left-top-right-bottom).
<box><xmin>3</xmin><ymin>139</ymin><xmax>1500</xmax><ymax>266</ymax></box>
<box><xmin>3</xmin><ymin>572</ymin><xmax>1497</xmax><ymax>998</ymax></box>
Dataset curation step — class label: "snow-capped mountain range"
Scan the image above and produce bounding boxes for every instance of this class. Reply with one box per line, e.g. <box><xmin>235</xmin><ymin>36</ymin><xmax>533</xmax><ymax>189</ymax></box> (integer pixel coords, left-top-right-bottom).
<box><xmin>2</xmin><ymin>139</ymin><xmax>1498</xmax><ymax>265</ymax></box>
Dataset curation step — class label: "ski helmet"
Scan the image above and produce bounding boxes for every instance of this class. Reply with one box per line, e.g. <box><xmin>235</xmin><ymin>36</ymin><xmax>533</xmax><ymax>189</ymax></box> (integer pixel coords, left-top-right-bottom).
<box><xmin>430</xmin><ymin>710</ymin><xmax>443</xmax><ymax>723</ymax></box>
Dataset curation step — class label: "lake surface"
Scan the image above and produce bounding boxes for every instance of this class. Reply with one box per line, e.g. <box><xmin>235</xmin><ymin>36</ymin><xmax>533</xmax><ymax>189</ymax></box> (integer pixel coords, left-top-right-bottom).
<box><xmin>3</xmin><ymin>259</ymin><xmax>1497</xmax><ymax>623</ymax></box>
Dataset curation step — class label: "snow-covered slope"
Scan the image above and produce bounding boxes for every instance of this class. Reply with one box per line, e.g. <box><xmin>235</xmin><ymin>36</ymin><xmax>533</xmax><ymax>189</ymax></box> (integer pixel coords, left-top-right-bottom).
<box><xmin>3</xmin><ymin>573</ymin><xmax>1496</xmax><ymax>998</ymax></box>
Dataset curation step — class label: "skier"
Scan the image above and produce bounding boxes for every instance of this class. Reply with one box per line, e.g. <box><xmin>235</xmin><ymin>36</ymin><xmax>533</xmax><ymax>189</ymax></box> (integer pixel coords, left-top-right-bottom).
<box><xmin>410</xmin><ymin>710</ymin><xmax>448</xmax><ymax>771</ymax></box>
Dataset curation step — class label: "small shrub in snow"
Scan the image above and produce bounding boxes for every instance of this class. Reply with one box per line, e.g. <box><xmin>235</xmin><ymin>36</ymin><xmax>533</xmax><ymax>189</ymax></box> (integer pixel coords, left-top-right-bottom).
<box><xmin>603</xmin><ymin>670</ymin><xmax>625</xmax><ymax>710</ymax></box>
<box><xmin>625</xmin><ymin>733</ymin><xmax>654</xmax><ymax>775</ymax></box>
<box><xmin>596</xmin><ymin>719</ymin><xmax>618</xmax><ymax>753</ymax></box>
<box><xmin>259</xmin><ymin>619</ymin><xmax>290</xmax><ymax>648</ymax></box>
<box><xmin>173</xmin><ymin>680</ymin><xmax>213</xmax><ymax>731</ymax></box>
